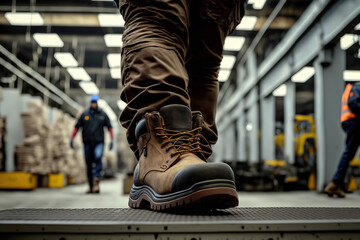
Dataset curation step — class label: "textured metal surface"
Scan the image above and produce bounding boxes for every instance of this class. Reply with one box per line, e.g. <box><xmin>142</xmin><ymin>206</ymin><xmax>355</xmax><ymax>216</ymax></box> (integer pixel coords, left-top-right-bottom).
<box><xmin>1</xmin><ymin>207</ymin><xmax>360</xmax><ymax>223</ymax></box>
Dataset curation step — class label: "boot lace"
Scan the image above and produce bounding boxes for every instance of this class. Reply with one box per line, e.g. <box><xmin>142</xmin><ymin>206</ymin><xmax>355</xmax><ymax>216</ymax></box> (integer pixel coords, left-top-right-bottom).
<box><xmin>154</xmin><ymin>126</ymin><xmax>204</xmax><ymax>158</ymax></box>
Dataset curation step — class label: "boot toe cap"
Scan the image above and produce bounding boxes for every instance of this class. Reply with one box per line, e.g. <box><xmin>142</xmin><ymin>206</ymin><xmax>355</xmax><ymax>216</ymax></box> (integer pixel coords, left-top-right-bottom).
<box><xmin>171</xmin><ymin>163</ymin><xmax>235</xmax><ymax>192</ymax></box>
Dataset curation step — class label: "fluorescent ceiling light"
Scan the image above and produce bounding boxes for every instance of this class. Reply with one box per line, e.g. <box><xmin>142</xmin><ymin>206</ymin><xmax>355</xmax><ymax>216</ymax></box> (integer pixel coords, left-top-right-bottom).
<box><xmin>104</xmin><ymin>34</ymin><xmax>122</xmax><ymax>47</ymax></box>
<box><xmin>340</xmin><ymin>34</ymin><xmax>358</xmax><ymax>50</ymax></box>
<box><xmin>224</xmin><ymin>36</ymin><xmax>245</xmax><ymax>51</ymax></box>
<box><xmin>248</xmin><ymin>0</ymin><xmax>267</xmax><ymax>10</ymax></box>
<box><xmin>98</xmin><ymin>99</ymin><xmax>117</xmax><ymax>121</ymax></box>
<box><xmin>79</xmin><ymin>81</ymin><xmax>99</xmax><ymax>95</ymax></box>
<box><xmin>98</xmin><ymin>14</ymin><xmax>125</xmax><ymax>27</ymax></box>
<box><xmin>67</xmin><ymin>67</ymin><xmax>91</xmax><ymax>81</ymax></box>
<box><xmin>5</xmin><ymin>12</ymin><xmax>44</xmax><ymax>26</ymax></box>
<box><xmin>110</xmin><ymin>68</ymin><xmax>121</xmax><ymax>79</ymax></box>
<box><xmin>107</xmin><ymin>53</ymin><xmax>121</xmax><ymax>68</ymax></box>
<box><xmin>246</xmin><ymin>123</ymin><xmax>253</xmax><ymax>132</ymax></box>
<box><xmin>117</xmin><ymin>100</ymin><xmax>127</xmax><ymax>111</ymax></box>
<box><xmin>355</xmin><ymin>23</ymin><xmax>360</xmax><ymax>30</ymax></box>
<box><xmin>220</xmin><ymin>55</ymin><xmax>236</xmax><ymax>69</ymax></box>
<box><xmin>97</xmin><ymin>99</ymin><xmax>107</xmax><ymax>109</ymax></box>
<box><xmin>343</xmin><ymin>70</ymin><xmax>360</xmax><ymax>81</ymax></box>
<box><xmin>291</xmin><ymin>66</ymin><xmax>315</xmax><ymax>83</ymax></box>
<box><xmin>236</xmin><ymin>16</ymin><xmax>258</xmax><ymax>30</ymax></box>
<box><xmin>33</xmin><ymin>33</ymin><xmax>64</xmax><ymax>48</ymax></box>
<box><xmin>218</xmin><ymin>69</ymin><xmax>231</xmax><ymax>82</ymax></box>
<box><xmin>54</xmin><ymin>52</ymin><xmax>78</xmax><ymax>68</ymax></box>
<box><xmin>272</xmin><ymin>84</ymin><xmax>287</xmax><ymax>97</ymax></box>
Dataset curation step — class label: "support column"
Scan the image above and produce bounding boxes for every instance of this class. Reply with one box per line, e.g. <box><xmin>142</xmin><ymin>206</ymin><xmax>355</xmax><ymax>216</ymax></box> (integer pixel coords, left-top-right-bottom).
<box><xmin>261</xmin><ymin>95</ymin><xmax>276</xmax><ymax>160</ymax></box>
<box><xmin>284</xmin><ymin>81</ymin><xmax>295</xmax><ymax>165</ymax></box>
<box><xmin>0</xmin><ymin>89</ymin><xmax>23</xmax><ymax>172</ymax></box>
<box><xmin>236</xmin><ymin>102</ymin><xmax>247</xmax><ymax>162</ymax></box>
<box><xmin>314</xmin><ymin>43</ymin><xmax>346</xmax><ymax>191</ymax></box>
<box><xmin>247</xmin><ymin>103</ymin><xmax>260</xmax><ymax>164</ymax></box>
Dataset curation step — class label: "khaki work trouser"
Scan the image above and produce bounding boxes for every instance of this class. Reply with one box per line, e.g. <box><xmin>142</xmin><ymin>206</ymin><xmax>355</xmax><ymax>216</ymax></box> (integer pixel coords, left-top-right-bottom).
<box><xmin>119</xmin><ymin>0</ymin><xmax>245</xmax><ymax>159</ymax></box>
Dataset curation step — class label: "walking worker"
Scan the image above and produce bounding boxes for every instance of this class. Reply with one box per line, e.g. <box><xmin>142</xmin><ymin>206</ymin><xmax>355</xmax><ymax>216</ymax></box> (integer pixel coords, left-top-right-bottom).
<box><xmin>70</xmin><ymin>94</ymin><xmax>114</xmax><ymax>194</ymax></box>
<box><xmin>119</xmin><ymin>0</ymin><xmax>247</xmax><ymax>210</ymax></box>
<box><xmin>325</xmin><ymin>82</ymin><xmax>360</xmax><ymax>197</ymax></box>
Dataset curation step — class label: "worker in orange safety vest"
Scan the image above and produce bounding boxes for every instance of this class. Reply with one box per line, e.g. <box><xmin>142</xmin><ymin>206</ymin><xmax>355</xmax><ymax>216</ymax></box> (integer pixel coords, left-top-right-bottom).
<box><xmin>324</xmin><ymin>82</ymin><xmax>360</xmax><ymax>197</ymax></box>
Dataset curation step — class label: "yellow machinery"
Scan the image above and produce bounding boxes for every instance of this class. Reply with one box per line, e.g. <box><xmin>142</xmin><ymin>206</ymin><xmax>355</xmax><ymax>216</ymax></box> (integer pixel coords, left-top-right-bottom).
<box><xmin>272</xmin><ymin>115</ymin><xmax>360</xmax><ymax>191</ymax></box>
<box><xmin>271</xmin><ymin>115</ymin><xmax>317</xmax><ymax>190</ymax></box>
<box><xmin>0</xmin><ymin>172</ymin><xmax>37</xmax><ymax>190</ymax></box>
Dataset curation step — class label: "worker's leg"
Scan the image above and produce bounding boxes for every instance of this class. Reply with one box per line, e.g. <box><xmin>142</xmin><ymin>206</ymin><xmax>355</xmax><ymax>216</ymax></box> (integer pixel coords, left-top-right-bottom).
<box><xmin>92</xmin><ymin>143</ymin><xmax>104</xmax><ymax>193</ymax></box>
<box><xmin>332</xmin><ymin>120</ymin><xmax>360</xmax><ymax>184</ymax></box>
<box><xmin>186</xmin><ymin>0</ymin><xmax>245</xmax><ymax>158</ymax></box>
<box><xmin>119</xmin><ymin>0</ymin><xmax>190</xmax><ymax>157</ymax></box>
<box><xmin>92</xmin><ymin>142</ymin><xmax>104</xmax><ymax>179</ymax></box>
<box><xmin>84</xmin><ymin>144</ymin><xmax>93</xmax><ymax>191</ymax></box>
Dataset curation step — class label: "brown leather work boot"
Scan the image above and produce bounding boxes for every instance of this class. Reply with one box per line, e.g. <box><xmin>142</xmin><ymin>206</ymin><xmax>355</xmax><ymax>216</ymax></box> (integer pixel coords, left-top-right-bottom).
<box><xmin>86</xmin><ymin>187</ymin><xmax>93</xmax><ymax>194</ymax></box>
<box><xmin>128</xmin><ymin>104</ymin><xmax>238</xmax><ymax>211</ymax></box>
<box><xmin>324</xmin><ymin>181</ymin><xmax>345</xmax><ymax>198</ymax></box>
<box><xmin>93</xmin><ymin>178</ymin><xmax>100</xmax><ymax>194</ymax></box>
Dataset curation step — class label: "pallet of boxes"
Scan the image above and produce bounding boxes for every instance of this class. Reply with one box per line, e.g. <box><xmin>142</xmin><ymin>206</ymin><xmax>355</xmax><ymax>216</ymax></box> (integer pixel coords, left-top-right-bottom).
<box><xmin>14</xmin><ymin>100</ymin><xmax>86</xmax><ymax>189</ymax></box>
<box><xmin>52</xmin><ymin>111</ymin><xmax>87</xmax><ymax>186</ymax></box>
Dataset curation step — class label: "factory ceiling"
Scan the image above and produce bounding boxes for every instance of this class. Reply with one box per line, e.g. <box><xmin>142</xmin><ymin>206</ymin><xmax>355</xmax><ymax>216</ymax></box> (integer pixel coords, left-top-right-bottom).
<box><xmin>0</xmin><ymin>0</ymin><xmax>331</xmax><ymax>116</ymax></box>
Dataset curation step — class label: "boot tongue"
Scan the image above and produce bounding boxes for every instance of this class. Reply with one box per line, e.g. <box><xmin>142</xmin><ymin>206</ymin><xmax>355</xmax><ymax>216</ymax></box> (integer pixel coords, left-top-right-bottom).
<box><xmin>159</xmin><ymin>104</ymin><xmax>192</xmax><ymax>131</ymax></box>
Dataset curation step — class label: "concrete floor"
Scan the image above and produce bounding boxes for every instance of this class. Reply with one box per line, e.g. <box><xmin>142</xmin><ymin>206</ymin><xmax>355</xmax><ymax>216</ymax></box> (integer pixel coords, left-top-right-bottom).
<box><xmin>1</xmin><ymin>174</ymin><xmax>360</xmax><ymax>210</ymax></box>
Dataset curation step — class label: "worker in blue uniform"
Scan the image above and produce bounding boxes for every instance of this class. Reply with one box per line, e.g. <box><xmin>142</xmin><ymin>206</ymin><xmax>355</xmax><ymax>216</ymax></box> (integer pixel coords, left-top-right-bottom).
<box><xmin>70</xmin><ymin>94</ymin><xmax>114</xmax><ymax>194</ymax></box>
<box><xmin>325</xmin><ymin>82</ymin><xmax>360</xmax><ymax>197</ymax></box>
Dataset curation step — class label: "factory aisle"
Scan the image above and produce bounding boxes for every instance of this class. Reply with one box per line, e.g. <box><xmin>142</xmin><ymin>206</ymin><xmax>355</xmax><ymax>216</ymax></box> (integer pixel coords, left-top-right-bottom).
<box><xmin>1</xmin><ymin>174</ymin><xmax>360</xmax><ymax>210</ymax></box>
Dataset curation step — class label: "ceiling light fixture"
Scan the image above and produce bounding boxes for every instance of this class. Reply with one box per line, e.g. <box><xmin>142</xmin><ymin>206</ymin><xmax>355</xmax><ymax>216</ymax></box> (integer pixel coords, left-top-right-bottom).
<box><xmin>343</xmin><ymin>70</ymin><xmax>360</xmax><ymax>81</ymax></box>
<box><xmin>79</xmin><ymin>81</ymin><xmax>99</xmax><ymax>95</ymax></box>
<box><xmin>224</xmin><ymin>36</ymin><xmax>245</xmax><ymax>51</ymax></box>
<box><xmin>5</xmin><ymin>12</ymin><xmax>44</xmax><ymax>26</ymax></box>
<box><xmin>98</xmin><ymin>14</ymin><xmax>125</xmax><ymax>27</ymax></box>
<box><xmin>220</xmin><ymin>55</ymin><xmax>236</xmax><ymax>69</ymax></box>
<box><xmin>248</xmin><ymin>0</ymin><xmax>267</xmax><ymax>10</ymax></box>
<box><xmin>104</xmin><ymin>34</ymin><xmax>122</xmax><ymax>47</ymax></box>
<box><xmin>33</xmin><ymin>33</ymin><xmax>64</xmax><ymax>48</ymax></box>
<box><xmin>117</xmin><ymin>100</ymin><xmax>127</xmax><ymax>111</ymax></box>
<box><xmin>272</xmin><ymin>84</ymin><xmax>287</xmax><ymax>97</ymax></box>
<box><xmin>236</xmin><ymin>16</ymin><xmax>258</xmax><ymax>30</ymax></box>
<box><xmin>291</xmin><ymin>66</ymin><xmax>315</xmax><ymax>83</ymax></box>
<box><xmin>107</xmin><ymin>53</ymin><xmax>121</xmax><ymax>68</ymax></box>
<box><xmin>110</xmin><ymin>68</ymin><xmax>121</xmax><ymax>79</ymax></box>
<box><xmin>218</xmin><ymin>69</ymin><xmax>231</xmax><ymax>82</ymax></box>
<box><xmin>67</xmin><ymin>67</ymin><xmax>91</xmax><ymax>81</ymax></box>
<box><xmin>340</xmin><ymin>34</ymin><xmax>359</xmax><ymax>50</ymax></box>
<box><xmin>98</xmin><ymin>99</ymin><xmax>118</xmax><ymax>121</ymax></box>
<box><xmin>54</xmin><ymin>52</ymin><xmax>78</xmax><ymax>68</ymax></box>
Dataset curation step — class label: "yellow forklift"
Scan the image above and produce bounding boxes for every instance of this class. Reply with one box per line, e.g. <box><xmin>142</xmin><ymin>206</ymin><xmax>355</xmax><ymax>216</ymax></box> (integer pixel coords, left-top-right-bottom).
<box><xmin>271</xmin><ymin>115</ymin><xmax>360</xmax><ymax>191</ymax></box>
<box><xmin>267</xmin><ymin>115</ymin><xmax>317</xmax><ymax>190</ymax></box>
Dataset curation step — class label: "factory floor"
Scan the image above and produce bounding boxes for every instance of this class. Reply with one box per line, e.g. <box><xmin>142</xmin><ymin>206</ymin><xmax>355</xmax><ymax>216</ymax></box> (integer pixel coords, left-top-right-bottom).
<box><xmin>1</xmin><ymin>174</ymin><xmax>360</xmax><ymax>210</ymax></box>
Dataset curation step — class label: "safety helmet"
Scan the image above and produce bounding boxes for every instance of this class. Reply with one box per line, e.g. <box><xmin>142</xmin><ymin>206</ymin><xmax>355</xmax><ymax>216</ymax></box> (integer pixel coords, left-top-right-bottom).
<box><xmin>90</xmin><ymin>94</ymin><xmax>99</xmax><ymax>102</ymax></box>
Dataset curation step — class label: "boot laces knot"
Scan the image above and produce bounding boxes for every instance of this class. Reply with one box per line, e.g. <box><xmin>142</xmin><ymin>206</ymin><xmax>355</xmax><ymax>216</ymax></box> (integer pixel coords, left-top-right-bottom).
<box><xmin>155</xmin><ymin>127</ymin><xmax>203</xmax><ymax>157</ymax></box>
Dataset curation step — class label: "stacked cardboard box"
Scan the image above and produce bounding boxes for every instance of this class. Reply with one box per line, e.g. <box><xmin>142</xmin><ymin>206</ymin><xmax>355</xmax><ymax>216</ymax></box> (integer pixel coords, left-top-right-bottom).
<box><xmin>49</xmin><ymin>111</ymin><xmax>86</xmax><ymax>184</ymax></box>
<box><xmin>0</xmin><ymin>117</ymin><xmax>5</xmax><ymax>171</ymax></box>
<box><xmin>16</xmin><ymin>100</ymin><xmax>51</xmax><ymax>174</ymax></box>
<box><xmin>15</xmin><ymin>99</ymin><xmax>86</xmax><ymax>184</ymax></box>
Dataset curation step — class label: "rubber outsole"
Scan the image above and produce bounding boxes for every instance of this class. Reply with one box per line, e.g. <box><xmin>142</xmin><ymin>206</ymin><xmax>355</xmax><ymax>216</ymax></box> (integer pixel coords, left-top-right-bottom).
<box><xmin>129</xmin><ymin>181</ymin><xmax>239</xmax><ymax>211</ymax></box>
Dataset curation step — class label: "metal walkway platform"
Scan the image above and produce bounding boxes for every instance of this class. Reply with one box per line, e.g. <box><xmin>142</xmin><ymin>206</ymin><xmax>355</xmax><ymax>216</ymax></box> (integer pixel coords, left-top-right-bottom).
<box><xmin>1</xmin><ymin>208</ymin><xmax>360</xmax><ymax>239</ymax></box>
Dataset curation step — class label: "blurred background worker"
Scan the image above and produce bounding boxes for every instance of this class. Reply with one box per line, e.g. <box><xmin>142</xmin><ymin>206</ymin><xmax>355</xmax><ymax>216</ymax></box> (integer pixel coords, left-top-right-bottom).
<box><xmin>70</xmin><ymin>94</ymin><xmax>114</xmax><ymax>194</ymax></box>
<box><xmin>325</xmin><ymin>82</ymin><xmax>360</xmax><ymax>198</ymax></box>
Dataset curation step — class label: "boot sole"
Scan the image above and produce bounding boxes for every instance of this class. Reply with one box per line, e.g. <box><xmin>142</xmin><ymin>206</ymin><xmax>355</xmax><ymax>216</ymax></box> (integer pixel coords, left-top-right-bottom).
<box><xmin>129</xmin><ymin>180</ymin><xmax>238</xmax><ymax>211</ymax></box>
